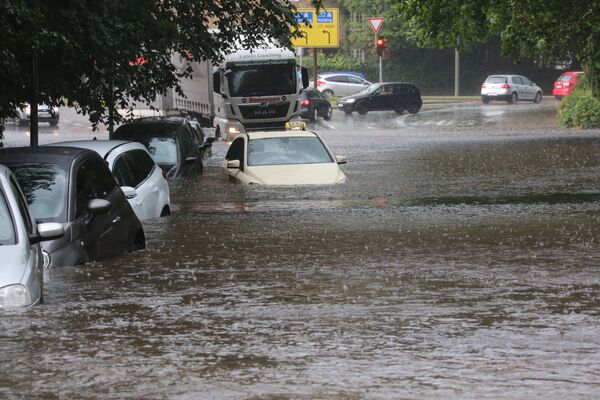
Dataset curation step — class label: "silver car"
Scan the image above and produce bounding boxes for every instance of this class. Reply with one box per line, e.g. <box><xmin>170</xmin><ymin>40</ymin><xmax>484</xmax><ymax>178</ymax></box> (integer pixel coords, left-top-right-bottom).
<box><xmin>0</xmin><ymin>165</ymin><xmax>63</xmax><ymax>308</ymax></box>
<box><xmin>14</xmin><ymin>104</ymin><xmax>60</xmax><ymax>126</ymax></box>
<box><xmin>481</xmin><ymin>74</ymin><xmax>543</xmax><ymax>104</ymax></box>
<box><xmin>316</xmin><ymin>73</ymin><xmax>371</xmax><ymax>97</ymax></box>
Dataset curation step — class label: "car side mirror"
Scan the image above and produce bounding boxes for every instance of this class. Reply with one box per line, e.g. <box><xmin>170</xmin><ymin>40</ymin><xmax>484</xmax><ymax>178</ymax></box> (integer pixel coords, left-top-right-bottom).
<box><xmin>88</xmin><ymin>199</ymin><xmax>111</xmax><ymax>216</ymax></box>
<box><xmin>121</xmin><ymin>186</ymin><xmax>137</xmax><ymax>200</ymax></box>
<box><xmin>29</xmin><ymin>222</ymin><xmax>65</xmax><ymax>244</ymax></box>
<box><xmin>226</xmin><ymin>159</ymin><xmax>240</xmax><ymax>169</ymax></box>
<box><xmin>335</xmin><ymin>155</ymin><xmax>347</xmax><ymax>165</ymax></box>
<box><xmin>213</xmin><ymin>71</ymin><xmax>228</xmax><ymax>99</ymax></box>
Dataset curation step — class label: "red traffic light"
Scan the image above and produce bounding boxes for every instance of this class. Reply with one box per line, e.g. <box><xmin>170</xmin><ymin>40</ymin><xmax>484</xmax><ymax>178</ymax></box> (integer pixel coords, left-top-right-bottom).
<box><xmin>375</xmin><ymin>37</ymin><xmax>386</xmax><ymax>56</ymax></box>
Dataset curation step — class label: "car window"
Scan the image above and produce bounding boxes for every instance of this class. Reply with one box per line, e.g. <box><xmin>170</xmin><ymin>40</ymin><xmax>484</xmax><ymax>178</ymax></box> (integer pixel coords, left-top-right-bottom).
<box><xmin>146</xmin><ymin>137</ymin><xmax>178</xmax><ymax>165</ymax></box>
<box><xmin>558</xmin><ymin>74</ymin><xmax>572</xmax><ymax>82</ymax></box>
<box><xmin>226</xmin><ymin>137</ymin><xmax>245</xmax><ymax>163</ymax></box>
<box><xmin>124</xmin><ymin>150</ymin><xmax>154</xmax><ymax>187</ymax></box>
<box><xmin>393</xmin><ymin>85</ymin><xmax>409</xmax><ymax>94</ymax></box>
<box><xmin>7</xmin><ymin>162</ymin><xmax>68</xmax><ymax>223</ymax></box>
<box><xmin>113</xmin><ymin>156</ymin><xmax>135</xmax><ymax>187</ymax></box>
<box><xmin>75</xmin><ymin>157</ymin><xmax>118</xmax><ymax>218</ymax></box>
<box><xmin>247</xmin><ymin>136</ymin><xmax>334</xmax><ymax>166</ymax></box>
<box><xmin>348</xmin><ymin>76</ymin><xmax>364</xmax><ymax>84</ymax></box>
<box><xmin>381</xmin><ymin>85</ymin><xmax>393</xmax><ymax>94</ymax></box>
<box><xmin>0</xmin><ymin>189</ymin><xmax>16</xmax><ymax>244</ymax></box>
<box><xmin>486</xmin><ymin>76</ymin><xmax>508</xmax><ymax>84</ymax></box>
<box><xmin>9</xmin><ymin>177</ymin><xmax>33</xmax><ymax>234</ymax></box>
<box><xmin>179</xmin><ymin>128</ymin><xmax>195</xmax><ymax>156</ymax></box>
<box><xmin>512</xmin><ymin>76</ymin><xmax>523</xmax><ymax>84</ymax></box>
<box><xmin>186</xmin><ymin>124</ymin><xmax>202</xmax><ymax>147</ymax></box>
<box><xmin>327</xmin><ymin>75</ymin><xmax>348</xmax><ymax>83</ymax></box>
<box><xmin>521</xmin><ymin>76</ymin><xmax>532</xmax><ymax>85</ymax></box>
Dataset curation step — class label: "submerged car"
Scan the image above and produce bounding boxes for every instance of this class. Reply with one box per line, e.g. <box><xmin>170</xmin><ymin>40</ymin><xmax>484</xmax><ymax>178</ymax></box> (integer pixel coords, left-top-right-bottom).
<box><xmin>47</xmin><ymin>140</ymin><xmax>171</xmax><ymax>220</ymax></box>
<box><xmin>481</xmin><ymin>74</ymin><xmax>543</xmax><ymax>104</ymax></box>
<box><xmin>0</xmin><ymin>164</ymin><xmax>64</xmax><ymax>307</ymax></box>
<box><xmin>300</xmin><ymin>88</ymin><xmax>333</xmax><ymax>121</ymax></box>
<box><xmin>0</xmin><ymin>146</ymin><xmax>145</xmax><ymax>268</ymax></box>
<box><xmin>113</xmin><ymin>117</ymin><xmax>206</xmax><ymax>180</ymax></box>
<box><xmin>552</xmin><ymin>71</ymin><xmax>584</xmax><ymax>99</ymax></box>
<box><xmin>223</xmin><ymin>130</ymin><xmax>347</xmax><ymax>185</ymax></box>
<box><xmin>338</xmin><ymin>82</ymin><xmax>422</xmax><ymax>115</ymax></box>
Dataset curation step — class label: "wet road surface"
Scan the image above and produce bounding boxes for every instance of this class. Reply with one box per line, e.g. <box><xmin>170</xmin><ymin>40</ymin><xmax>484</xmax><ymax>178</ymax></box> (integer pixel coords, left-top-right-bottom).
<box><xmin>2</xmin><ymin>100</ymin><xmax>600</xmax><ymax>399</ymax></box>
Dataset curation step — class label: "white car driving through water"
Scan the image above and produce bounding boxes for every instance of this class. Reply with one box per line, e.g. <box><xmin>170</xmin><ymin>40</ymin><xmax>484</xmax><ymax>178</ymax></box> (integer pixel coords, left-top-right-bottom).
<box><xmin>223</xmin><ymin>130</ymin><xmax>347</xmax><ymax>185</ymax></box>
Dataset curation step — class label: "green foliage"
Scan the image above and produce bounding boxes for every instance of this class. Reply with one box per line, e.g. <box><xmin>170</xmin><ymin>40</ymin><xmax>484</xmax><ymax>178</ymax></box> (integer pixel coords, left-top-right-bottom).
<box><xmin>558</xmin><ymin>75</ymin><xmax>600</xmax><ymax>129</ymax></box>
<box><xmin>0</xmin><ymin>0</ymin><xmax>323</xmax><ymax>140</ymax></box>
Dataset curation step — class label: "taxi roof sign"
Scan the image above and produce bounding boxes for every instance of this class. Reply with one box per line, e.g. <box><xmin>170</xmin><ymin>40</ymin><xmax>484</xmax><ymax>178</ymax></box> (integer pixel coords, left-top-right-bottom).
<box><xmin>292</xmin><ymin>8</ymin><xmax>339</xmax><ymax>48</ymax></box>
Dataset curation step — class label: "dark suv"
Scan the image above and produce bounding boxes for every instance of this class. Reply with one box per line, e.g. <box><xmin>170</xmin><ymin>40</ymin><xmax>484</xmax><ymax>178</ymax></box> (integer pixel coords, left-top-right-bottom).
<box><xmin>113</xmin><ymin>117</ymin><xmax>209</xmax><ymax>180</ymax></box>
<box><xmin>337</xmin><ymin>82</ymin><xmax>422</xmax><ymax>115</ymax></box>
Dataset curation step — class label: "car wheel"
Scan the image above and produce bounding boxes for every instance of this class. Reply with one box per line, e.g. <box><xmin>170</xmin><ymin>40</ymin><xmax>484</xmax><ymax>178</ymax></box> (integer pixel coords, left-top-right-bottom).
<box><xmin>160</xmin><ymin>205</ymin><xmax>171</xmax><ymax>217</ymax></box>
<box><xmin>323</xmin><ymin>89</ymin><xmax>334</xmax><ymax>97</ymax></box>
<box><xmin>481</xmin><ymin>96</ymin><xmax>490</xmax><ymax>104</ymax></box>
<box><xmin>311</xmin><ymin>108</ymin><xmax>318</xmax><ymax>121</ymax></box>
<box><xmin>356</xmin><ymin>102</ymin><xmax>368</xmax><ymax>115</ymax></box>
<box><xmin>394</xmin><ymin>106</ymin><xmax>405</xmax><ymax>115</ymax></box>
<box><xmin>324</xmin><ymin>105</ymin><xmax>333</xmax><ymax>120</ymax></box>
<box><xmin>407</xmin><ymin>102</ymin><xmax>421</xmax><ymax>114</ymax></box>
<box><xmin>49</xmin><ymin>118</ymin><xmax>59</xmax><ymax>126</ymax></box>
<box><xmin>508</xmin><ymin>92</ymin><xmax>518</xmax><ymax>104</ymax></box>
<box><xmin>130</xmin><ymin>230</ymin><xmax>146</xmax><ymax>251</ymax></box>
<box><xmin>534</xmin><ymin>92</ymin><xmax>542</xmax><ymax>104</ymax></box>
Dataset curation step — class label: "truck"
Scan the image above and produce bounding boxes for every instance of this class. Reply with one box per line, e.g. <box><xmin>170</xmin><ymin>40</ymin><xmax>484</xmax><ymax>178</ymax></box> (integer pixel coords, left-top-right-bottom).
<box><xmin>127</xmin><ymin>42</ymin><xmax>309</xmax><ymax>141</ymax></box>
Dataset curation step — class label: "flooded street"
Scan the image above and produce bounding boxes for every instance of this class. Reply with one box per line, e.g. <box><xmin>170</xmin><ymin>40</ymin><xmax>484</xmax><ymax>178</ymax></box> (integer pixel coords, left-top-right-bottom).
<box><xmin>2</xmin><ymin>101</ymin><xmax>600</xmax><ymax>399</ymax></box>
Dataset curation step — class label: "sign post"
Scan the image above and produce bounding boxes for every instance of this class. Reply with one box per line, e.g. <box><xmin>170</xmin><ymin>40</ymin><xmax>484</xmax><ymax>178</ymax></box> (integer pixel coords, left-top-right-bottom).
<box><xmin>368</xmin><ymin>18</ymin><xmax>385</xmax><ymax>83</ymax></box>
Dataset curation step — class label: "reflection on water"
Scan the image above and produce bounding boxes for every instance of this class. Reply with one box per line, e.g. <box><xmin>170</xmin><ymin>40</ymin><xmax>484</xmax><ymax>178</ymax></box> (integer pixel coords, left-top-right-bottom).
<box><xmin>1</xmin><ymin>128</ymin><xmax>600</xmax><ymax>399</ymax></box>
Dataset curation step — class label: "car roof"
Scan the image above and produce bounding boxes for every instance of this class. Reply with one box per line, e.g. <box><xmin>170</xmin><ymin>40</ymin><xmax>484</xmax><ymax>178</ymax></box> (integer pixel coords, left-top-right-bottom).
<box><xmin>0</xmin><ymin>146</ymin><xmax>96</xmax><ymax>167</ymax></box>
<box><xmin>45</xmin><ymin>140</ymin><xmax>145</xmax><ymax>159</ymax></box>
<box><xmin>245</xmin><ymin>130</ymin><xmax>318</xmax><ymax>140</ymax></box>
<box><xmin>113</xmin><ymin>118</ymin><xmax>187</xmax><ymax>138</ymax></box>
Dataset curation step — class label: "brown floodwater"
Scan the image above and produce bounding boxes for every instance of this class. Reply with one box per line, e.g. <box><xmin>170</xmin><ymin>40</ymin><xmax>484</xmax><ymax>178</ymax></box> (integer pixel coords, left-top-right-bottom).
<box><xmin>2</xmin><ymin>101</ymin><xmax>600</xmax><ymax>399</ymax></box>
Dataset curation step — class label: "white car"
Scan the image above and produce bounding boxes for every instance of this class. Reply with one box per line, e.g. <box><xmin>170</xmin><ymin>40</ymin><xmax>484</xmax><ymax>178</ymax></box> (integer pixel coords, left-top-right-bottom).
<box><xmin>0</xmin><ymin>164</ymin><xmax>63</xmax><ymax>308</ymax></box>
<box><xmin>47</xmin><ymin>140</ymin><xmax>171</xmax><ymax>220</ymax></box>
<box><xmin>316</xmin><ymin>73</ymin><xmax>371</xmax><ymax>97</ymax></box>
<box><xmin>223</xmin><ymin>130</ymin><xmax>347</xmax><ymax>185</ymax></box>
<box><xmin>14</xmin><ymin>104</ymin><xmax>60</xmax><ymax>126</ymax></box>
<box><xmin>481</xmin><ymin>74</ymin><xmax>543</xmax><ymax>104</ymax></box>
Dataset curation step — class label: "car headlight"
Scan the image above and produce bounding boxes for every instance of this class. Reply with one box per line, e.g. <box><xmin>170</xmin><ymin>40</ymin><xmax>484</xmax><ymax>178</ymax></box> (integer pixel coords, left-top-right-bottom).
<box><xmin>345</xmin><ymin>98</ymin><xmax>355</xmax><ymax>103</ymax></box>
<box><xmin>42</xmin><ymin>250</ymin><xmax>51</xmax><ymax>268</ymax></box>
<box><xmin>0</xmin><ymin>284</ymin><xmax>31</xmax><ymax>308</ymax></box>
<box><xmin>227</xmin><ymin>126</ymin><xmax>242</xmax><ymax>135</ymax></box>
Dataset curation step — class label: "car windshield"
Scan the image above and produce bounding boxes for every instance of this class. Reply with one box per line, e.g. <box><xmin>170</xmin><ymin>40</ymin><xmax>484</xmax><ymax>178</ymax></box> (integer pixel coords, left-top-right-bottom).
<box><xmin>145</xmin><ymin>137</ymin><xmax>178</xmax><ymax>165</ymax></box>
<box><xmin>362</xmin><ymin>83</ymin><xmax>382</xmax><ymax>94</ymax></box>
<box><xmin>0</xmin><ymin>190</ymin><xmax>16</xmax><ymax>245</ymax></box>
<box><xmin>227</xmin><ymin>61</ymin><xmax>297</xmax><ymax>97</ymax></box>
<box><xmin>7</xmin><ymin>163</ymin><xmax>68</xmax><ymax>223</ymax></box>
<box><xmin>247</xmin><ymin>137</ymin><xmax>334</xmax><ymax>166</ymax></box>
<box><xmin>486</xmin><ymin>76</ymin><xmax>508</xmax><ymax>84</ymax></box>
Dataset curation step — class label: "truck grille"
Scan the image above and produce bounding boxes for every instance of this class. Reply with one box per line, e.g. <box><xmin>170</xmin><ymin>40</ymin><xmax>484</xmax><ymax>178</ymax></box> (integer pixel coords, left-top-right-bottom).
<box><xmin>239</xmin><ymin>103</ymin><xmax>290</xmax><ymax>120</ymax></box>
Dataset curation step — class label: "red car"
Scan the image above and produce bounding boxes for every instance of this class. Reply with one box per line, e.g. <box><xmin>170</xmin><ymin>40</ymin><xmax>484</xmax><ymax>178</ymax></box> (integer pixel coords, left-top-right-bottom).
<box><xmin>552</xmin><ymin>71</ymin><xmax>584</xmax><ymax>99</ymax></box>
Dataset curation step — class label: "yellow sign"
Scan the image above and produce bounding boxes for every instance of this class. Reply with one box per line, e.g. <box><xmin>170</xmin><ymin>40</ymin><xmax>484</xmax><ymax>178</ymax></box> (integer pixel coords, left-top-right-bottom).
<box><xmin>292</xmin><ymin>8</ymin><xmax>339</xmax><ymax>48</ymax></box>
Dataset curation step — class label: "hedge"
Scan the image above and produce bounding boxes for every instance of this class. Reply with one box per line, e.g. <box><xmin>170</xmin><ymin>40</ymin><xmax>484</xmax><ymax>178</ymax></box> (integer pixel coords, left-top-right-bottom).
<box><xmin>558</xmin><ymin>75</ymin><xmax>600</xmax><ymax>129</ymax></box>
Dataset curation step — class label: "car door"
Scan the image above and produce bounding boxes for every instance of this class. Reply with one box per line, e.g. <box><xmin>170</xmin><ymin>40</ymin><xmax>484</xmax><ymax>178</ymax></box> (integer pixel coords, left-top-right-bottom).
<box><xmin>520</xmin><ymin>76</ymin><xmax>536</xmax><ymax>99</ymax></box>
<box><xmin>347</xmin><ymin>75</ymin><xmax>369</xmax><ymax>96</ymax></box>
<box><xmin>179</xmin><ymin>127</ymin><xmax>203</xmax><ymax>176</ymax></box>
<box><xmin>225</xmin><ymin>137</ymin><xmax>246</xmax><ymax>182</ymax></box>
<box><xmin>369</xmin><ymin>86</ymin><xmax>387</xmax><ymax>110</ymax></box>
<box><xmin>74</xmin><ymin>156</ymin><xmax>130</xmax><ymax>260</ymax></box>
<box><xmin>511</xmin><ymin>76</ymin><xmax>526</xmax><ymax>99</ymax></box>
<box><xmin>124</xmin><ymin>150</ymin><xmax>159</xmax><ymax>220</ymax></box>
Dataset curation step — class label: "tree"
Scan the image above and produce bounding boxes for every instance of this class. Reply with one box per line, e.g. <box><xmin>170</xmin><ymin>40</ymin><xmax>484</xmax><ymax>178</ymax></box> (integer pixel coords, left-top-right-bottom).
<box><xmin>0</xmin><ymin>0</ymin><xmax>322</xmax><ymax>143</ymax></box>
<box><xmin>392</xmin><ymin>0</ymin><xmax>600</xmax><ymax>97</ymax></box>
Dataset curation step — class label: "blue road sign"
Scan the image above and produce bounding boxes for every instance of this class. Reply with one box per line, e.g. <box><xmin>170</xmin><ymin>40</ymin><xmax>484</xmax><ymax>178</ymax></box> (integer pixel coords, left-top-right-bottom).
<box><xmin>318</xmin><ymin>11</ymin><xmax>333</xmax><ymax>23</ymax></box>
<box><xmin>295</xmin><ymin>11</ymin><xmax>313</xmax><ymax>24</ymax></box>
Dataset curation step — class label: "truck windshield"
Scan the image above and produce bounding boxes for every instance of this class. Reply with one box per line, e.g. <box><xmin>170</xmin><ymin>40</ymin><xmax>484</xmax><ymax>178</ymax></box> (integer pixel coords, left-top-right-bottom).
<box><xmin>227</xmin><ymin>62</ymin><xmax>296</xmax><ymax>97</ymax></box>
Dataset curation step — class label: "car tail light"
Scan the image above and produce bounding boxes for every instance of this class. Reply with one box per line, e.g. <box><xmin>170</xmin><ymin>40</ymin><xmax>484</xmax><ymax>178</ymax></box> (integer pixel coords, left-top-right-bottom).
<box><xmin>300</xmin><ymin>99</ymin><xmax>310</xmax><ymax>106</ymax></box>
<box><xmin>316</xmin><ymin>80</ymin><xmax>325</xmax><ymax>87</ymax></box>
<box><xmin>501</xmin><ymin>83</ymin><xmax>510</xmax><ymax>89</ymax></box>
<box><xmin>481</xmin><ymin>83</ymin><xmax>486</xmax><ymax>88</ymax></box>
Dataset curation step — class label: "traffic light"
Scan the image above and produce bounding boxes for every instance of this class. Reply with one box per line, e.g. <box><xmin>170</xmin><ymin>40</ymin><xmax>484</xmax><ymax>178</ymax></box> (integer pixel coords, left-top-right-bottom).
<box><xmin>376</xmin><ymin>37</ymin><xmax>386</xmax><ymax>57</ymax></box>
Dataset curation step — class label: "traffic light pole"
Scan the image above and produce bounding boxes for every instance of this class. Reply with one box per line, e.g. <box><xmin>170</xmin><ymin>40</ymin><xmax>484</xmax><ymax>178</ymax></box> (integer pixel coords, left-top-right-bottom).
<box><xmin>379</xmin><ymin>55</ymin><xmax>383</xmax><ymax>83</ymax></box>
